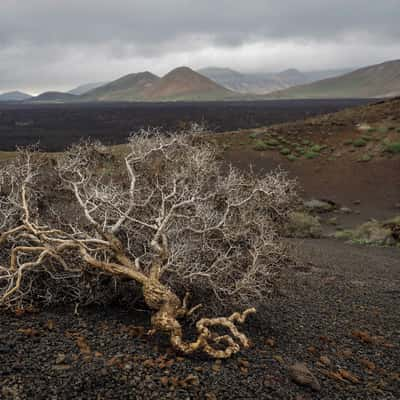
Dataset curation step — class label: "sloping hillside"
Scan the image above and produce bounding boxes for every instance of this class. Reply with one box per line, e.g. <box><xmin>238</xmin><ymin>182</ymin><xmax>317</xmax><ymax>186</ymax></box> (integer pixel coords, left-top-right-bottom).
<box><xmin>268</xmin><ymin>59</ymin><xmax>400</xmax><ymax>99</ymax></box>
<box><xmin>142</xmin><ymin>67</ymin><xmax>235</xmax><ymax>100</ymax></box>
<box><xmin>0</xmin><ymin>91</ymin><xmax>32</xmax><ymax>101</ymax></box>
<box><xmin>31</xmin><ymin>91</ymin><xmax>78</xmax><ymax>102</ymax></box>
<box><xmin>69</xmin><ymin>82</ymin><xmax>107</xmax><ymax>95</ymax></box>
<box><xmin>83</xmin><ymin>72</ymin><xmax>159</xmax><ymax>101</ymax></box>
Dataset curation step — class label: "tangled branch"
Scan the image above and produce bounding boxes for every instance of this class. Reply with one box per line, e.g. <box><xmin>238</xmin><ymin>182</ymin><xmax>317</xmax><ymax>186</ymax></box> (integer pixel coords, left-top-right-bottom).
<box><xmin>0</xmin><ymin>131</ymin><xmax>296</xmax><ymax>358</ymax></box>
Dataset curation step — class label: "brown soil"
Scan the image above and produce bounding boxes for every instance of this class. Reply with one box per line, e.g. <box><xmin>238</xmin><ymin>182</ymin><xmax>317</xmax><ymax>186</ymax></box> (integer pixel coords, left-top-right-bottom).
<box><xmin>225</xmin><ymin>151</ymin><xmax>400</xmax><ymax>224</ymax></box>
<box><xmin>216</xmin><ymin>97</ymin><xmax>400</xmax><ymax>226</ymax></box>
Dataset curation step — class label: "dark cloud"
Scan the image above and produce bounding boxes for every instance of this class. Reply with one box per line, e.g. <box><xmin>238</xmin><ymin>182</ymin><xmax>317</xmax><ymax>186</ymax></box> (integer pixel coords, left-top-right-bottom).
<box><xmin>1</xmin><ymin>0</ymin><xmax>399</xmax><ymax>93</ymax></box>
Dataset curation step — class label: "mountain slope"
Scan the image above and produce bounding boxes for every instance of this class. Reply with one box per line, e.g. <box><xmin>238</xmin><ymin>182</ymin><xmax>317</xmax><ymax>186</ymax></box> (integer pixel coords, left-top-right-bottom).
<box><xmin>31</xmin><ymin>91</ymin><xmax>78</xmax><ymax>102</ymax></box>
<box><xmin>142</xmin><ymin>67</ymin><xmax>235</xmax><ymax>100</ymax></box>
<box><xmin>0</xmin><ymin>91</ymin><xmax>32</xmax><ymax>101</ymax></box>
<box><xmin>83</xmin><ymin>72</ymin><xmax>160</xmax><ymax>101</ymax></box>
<box><xmin>268</xmin><ymin>60</ymin><xmax>400</xmax><ymax>99</ymax></box>
<box><xmin>69</xmin><ymin>82</ymin><xmax>107</xmax><ymax>95</ymax></box>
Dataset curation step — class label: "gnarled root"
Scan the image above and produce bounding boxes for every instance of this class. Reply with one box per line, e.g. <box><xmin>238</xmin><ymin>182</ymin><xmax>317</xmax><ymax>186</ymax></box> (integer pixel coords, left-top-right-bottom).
<box><xmin>143</xmin><ymin>280</ymin><xmax>256</xmax><ymax>358</ymax></box>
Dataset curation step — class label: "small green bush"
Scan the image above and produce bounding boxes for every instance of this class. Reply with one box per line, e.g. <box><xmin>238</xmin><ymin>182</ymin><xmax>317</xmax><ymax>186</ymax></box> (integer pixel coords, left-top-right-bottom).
<box><xmin>253</xmin><ymin>140</ymin><xmax>268</xmax><ymax>151</ymax></box>
<box><xmin>334</xmin><ymin>220</ymin><xmax>394</xmax><ymax>246</ymax></box>
<box><xmin>353</xmin><ymin>138</ymin><xmax>367</xmax><ymax>147</ymax></box>
<box><xmin>280</xmin><ymin>148</ymin><xmax>291</xmax><ymax>155</ymax></box>
<box><xmin>286</xmin><ymin>211</ymin><xmax>322</xmax><ymax>238</ymax></box>
<box><xmin>384</xmin><ymin>141</ymin><xmax>400</xmax><ymax>154</ymax></box>
<box><xmin>310</xmin><ymin>144</ymin><xmax>323</xmax><ymax>153</ymax></box>
<box><xmin>287</xmin><ymin>154</ymin><xmax>297</xmax><ymax>162</ymax></box>
<box><xmin>378</xmin><ymin>127</ymin><xmax>389</xmax><ymax>134</ymax></box>
<box><xmin>249</xmin><ymin>132</ymin><xmax>259</xmax><ymax>139</ymax></box>
<box><xmin>361</xmin><ymin>135</ymin><xmax>373</xmax><ymax>142</ymax></box>
<box><xmin>304</xmin><ymin>151</ymin><xmax>319</xmax><ymax>159</ymax></box>
<box><xmin>357</xmin><ymin>154</ymin><xmax>373</xmax><ymax>162</ymax></box>
<box><xmin>265</xmin><ymin>139</ymin><xmax>279</xmax><ymax>146</ymax></box>
<box><xmin>344</xmin><ymin>139</ymin><xmax>353</xmax><ymax>145</ymax></box>
<box><xmin>334</xmin><ymin>229</ymin><xmax>354</xmax><ymax>240</ymax></box>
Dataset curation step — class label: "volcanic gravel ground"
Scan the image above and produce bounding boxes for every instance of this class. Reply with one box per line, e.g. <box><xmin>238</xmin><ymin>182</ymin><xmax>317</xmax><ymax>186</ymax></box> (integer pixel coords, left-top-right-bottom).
<box><xmin>0</xmin><ymin>239</ymin><xmax>399</xmax><ymax>399</ymax></box>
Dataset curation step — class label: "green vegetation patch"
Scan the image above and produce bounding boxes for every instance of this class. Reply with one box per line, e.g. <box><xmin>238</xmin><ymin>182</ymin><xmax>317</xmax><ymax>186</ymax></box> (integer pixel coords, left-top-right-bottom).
<box><xmin>384</xmin><ymin>141</ymin><xmax>400</xmax><ymax>154</ymax></box>
<box><xmin>280</xmin><ymin>148</ymin><xmax>291</xmax><ymax>155</ymax></box>
<box><xmin>304</xmin><ymin>151</ymin><xmax>319</xmax><ymax>159</ymax></box>
<box><xmin>265</xmin><ymin>139</ymin><xmax>279</xmax><ymax>146</ymax></box>
<box><xmin>334</xmin><ymin>218</ymin><xmax>399</xmax><ymax>247</ymax></box>
<box><xmin>357</xmin><ymin>154</ymin><xmax>373</xmax><ymax>162</ymax></box>
<box><xmin>353</xmin><ymin>138</ymin><xmax>367</xmax><ymax>147</ymax></box>
<box><xmin>310</xmin><ymin>144</ymin><xmax>324</xmax><ymax>153</ymax></box>
<box><xmin>377</xmin><ymin>126</ymin><xmax>389</xmax><ymax>134</ymax></box>
<box><xmin>253</xmin><ymin>140</ymin><xmax>269</xmax><ymax>151</ymax></box>
<box><xmin>360</xmin><ymin>135</ymin><xmax>373</xmax><ymax>142</ymax></box>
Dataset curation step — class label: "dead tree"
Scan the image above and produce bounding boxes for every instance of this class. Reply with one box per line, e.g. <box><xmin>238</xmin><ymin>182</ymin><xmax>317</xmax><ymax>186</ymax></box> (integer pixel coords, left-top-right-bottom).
<box><xmin>0</xmin><ymin>132</ymin><xmax>296</xmax><ymax>358</ymax></box>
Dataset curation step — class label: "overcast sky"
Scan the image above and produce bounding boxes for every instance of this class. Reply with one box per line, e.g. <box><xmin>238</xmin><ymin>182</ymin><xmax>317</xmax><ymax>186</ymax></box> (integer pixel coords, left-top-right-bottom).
<box><xmin>1</xmin><ymin>0</ymin><xmax>399</xmax><ymax>94</ymax></box>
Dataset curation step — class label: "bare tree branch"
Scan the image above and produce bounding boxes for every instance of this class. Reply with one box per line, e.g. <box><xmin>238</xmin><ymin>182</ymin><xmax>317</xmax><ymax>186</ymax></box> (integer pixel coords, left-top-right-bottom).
<box><xmin>0</xmin><ymin>131</ymin><xmax>297</xmax><ymax>358</ymax></box>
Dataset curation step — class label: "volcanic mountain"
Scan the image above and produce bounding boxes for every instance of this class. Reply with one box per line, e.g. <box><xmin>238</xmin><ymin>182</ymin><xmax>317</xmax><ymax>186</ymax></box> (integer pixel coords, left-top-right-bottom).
<box><xmin>83</xmin><ymin>72</ymin><xmax>160</xmax><ymax>101</ymax></box>
<box><xmin>83</xmin><ymin>67</ymin><xmax>235</xmax><ymax>101</ymax></box>
<box><xmin>268</xmin><ymin>59</ymin><xmax>400</xmax><ymax>99</ymax></box>
<box><xmin>141</xmin><ymin>67</ymin><xmax>235</xmax><ymax>100</ymax></box>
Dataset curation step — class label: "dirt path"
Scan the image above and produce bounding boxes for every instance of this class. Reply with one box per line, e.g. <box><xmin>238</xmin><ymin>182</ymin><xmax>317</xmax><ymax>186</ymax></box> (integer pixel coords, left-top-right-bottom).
<box><xmin>1</xmin><ymin>239</ymin><xmax>398</xmax><ymax>399</ymax></box>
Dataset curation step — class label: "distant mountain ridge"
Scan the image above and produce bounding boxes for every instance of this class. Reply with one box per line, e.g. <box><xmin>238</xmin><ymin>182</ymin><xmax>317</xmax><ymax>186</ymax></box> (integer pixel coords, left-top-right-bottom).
<box><xmin>267</xmin><ymin>59</ymin><xmax>400</xmax><ymax>99</ymax></box>
<box><xmin>0</xmin><ymin>91</ymin><xmax>32</xmax><ymax>101</ymax></box>
<box><xmin>197</xmin><ymin>67</ymin><xmax>354</xmax><ymax>94</ymax></box>
<box><xmin>2</xmin><ymin>60</ymin><xmax>397</xmax><ymax>103</ymax></box>
<box><xmin>83</xmin><ymin>67</ymin><xmax>234</xmax><ymax>101</ymax></box>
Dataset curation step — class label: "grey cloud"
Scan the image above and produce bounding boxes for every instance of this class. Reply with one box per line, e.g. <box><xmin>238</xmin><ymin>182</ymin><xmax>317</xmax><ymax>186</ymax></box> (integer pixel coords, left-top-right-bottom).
<box><xmin>0</xmin><ymin>0</ymin><xmax>399</xmax><ymax>92</ymax></box>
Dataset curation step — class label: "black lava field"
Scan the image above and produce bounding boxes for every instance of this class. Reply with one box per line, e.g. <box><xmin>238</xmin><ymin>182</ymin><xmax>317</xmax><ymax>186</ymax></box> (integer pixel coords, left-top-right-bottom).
<box><xmin>0</xmin><ymin>99</ymin><xmax>371</xmax><ymax>151</ymax></box>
